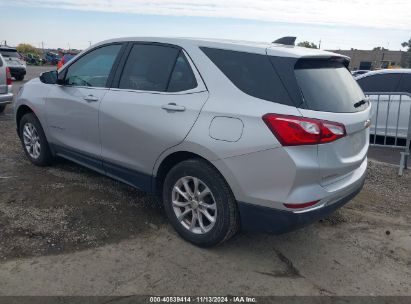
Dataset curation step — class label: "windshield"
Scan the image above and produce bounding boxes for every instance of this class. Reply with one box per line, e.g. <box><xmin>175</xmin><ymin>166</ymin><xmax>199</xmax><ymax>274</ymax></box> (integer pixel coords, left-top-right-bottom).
<box><xmin>295</xmin><ymin>60</ymin><xmax>367</xmax><ymax>113</ymax></box>
<box><xmin>0</xmin><ymin>49</ymin><xmax>19</xmax><ymax>58</ymax></box>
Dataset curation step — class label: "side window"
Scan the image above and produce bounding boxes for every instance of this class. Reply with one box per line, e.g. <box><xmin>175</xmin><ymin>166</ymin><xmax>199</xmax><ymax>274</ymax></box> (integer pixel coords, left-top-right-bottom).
<box><xmin>119</xmin><ymin>44</ymin><xmax>180</xmax><ymax>92</ymax></box>
<box><xmin>357</xmin><ymin>74</ymin><xmax>401</xmax><ymax>93</ymax></box>
<box><xmin>398</xmin><ymin>74</ymin><xmax>411</xmax><ymax>94</ymax></box>
<box><xmin>200</xmin><ymin>47</ymin><xmax>293</xmax><ymax>106</ymax></box>
<box><xmin>167</xmin><ymin>52</ymin><xmax>197</xmax><ymax>92</ymax></box>
<box><xmin>64</xmin><ymin>44</ymin><xmax>122</xmax><ymax>88</ymax></box>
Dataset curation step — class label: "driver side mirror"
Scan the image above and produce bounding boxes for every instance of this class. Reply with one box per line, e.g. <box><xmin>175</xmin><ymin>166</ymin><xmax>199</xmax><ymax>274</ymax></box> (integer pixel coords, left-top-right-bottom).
<box><xmin>39</xmin><ymin>70</ymin><xmax>58</xmax><ymax>84</ymax></box>
<box><xmin>39</xmin><ymin>70</ymin><xmax>66</xmax><ymax>85</ymax></box>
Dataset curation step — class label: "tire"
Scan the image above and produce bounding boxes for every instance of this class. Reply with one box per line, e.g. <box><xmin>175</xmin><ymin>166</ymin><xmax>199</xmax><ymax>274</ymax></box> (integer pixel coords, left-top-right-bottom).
<box><xmin>15</xmin><ymin>75</ymin><xmax>24</xmax><ymax>81</ymax></box>
<box><xmin>19</xmin><ymin>113</ymin><xmax>53</xmax><ymax>166</ymax></box>
<box><xmin>0</xmin><ymin>105</ymin><xmax>5</xmax><ymax>113</ymax></box>
<box><xmin>163</xmin><ymin>159</ymin><xmax>239</xmax><ymax>247</ymax></box>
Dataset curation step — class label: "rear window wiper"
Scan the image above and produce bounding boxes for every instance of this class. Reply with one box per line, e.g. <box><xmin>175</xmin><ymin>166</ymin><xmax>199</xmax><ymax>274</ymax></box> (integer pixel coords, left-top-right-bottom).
<box><xmin>354</xmin><ymin>98</ymin><xmax>369</xmax><ymax>108</ymax></box>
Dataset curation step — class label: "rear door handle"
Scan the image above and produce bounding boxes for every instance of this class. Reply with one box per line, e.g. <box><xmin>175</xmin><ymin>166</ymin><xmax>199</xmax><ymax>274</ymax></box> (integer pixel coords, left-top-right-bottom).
<box><xmin>83</xmin><ymin>95</ymin><xmax>99</xmax><ymax>102</ymax></box>
<box><xmin>161</xmin><ymin>103</ymin><xmax>186</xmax><ymax>112</ymax></box>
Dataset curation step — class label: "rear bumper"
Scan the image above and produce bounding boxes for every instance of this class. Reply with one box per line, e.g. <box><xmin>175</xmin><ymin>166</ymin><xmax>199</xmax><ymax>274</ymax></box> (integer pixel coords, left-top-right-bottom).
<box><xmin>0</xmin><ymin>93</ymin><xmax>13</xmax><ymax>104</ymax></box>
<box><xmin>238</xmin><ymin>175</ymin><xmax>365</xmax><ymax>234</ymax></box>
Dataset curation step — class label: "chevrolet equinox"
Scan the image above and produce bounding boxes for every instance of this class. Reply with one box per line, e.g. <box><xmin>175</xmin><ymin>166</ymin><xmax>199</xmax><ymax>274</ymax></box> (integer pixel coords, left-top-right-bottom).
<box><xmin>15</xmin><ymin>37</ymin><xmax>371</xmax><ymax>246</ymax></box>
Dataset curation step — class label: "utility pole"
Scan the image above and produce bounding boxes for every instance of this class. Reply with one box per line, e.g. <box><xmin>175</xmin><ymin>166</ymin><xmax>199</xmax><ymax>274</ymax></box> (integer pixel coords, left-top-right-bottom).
<box><xmin>318</xmin><ymin>39</ymin><xmax>322</xmax><ymax>49</ymax></box>
<box><xmin>88</xmin><ymin>41</ymin><xmax>92</xmax><ymax>47</ymax></box>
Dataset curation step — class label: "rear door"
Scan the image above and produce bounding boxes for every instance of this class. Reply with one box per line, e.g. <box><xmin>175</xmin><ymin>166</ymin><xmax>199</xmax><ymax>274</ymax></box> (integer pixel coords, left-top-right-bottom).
<box><xmin>100</xmin><ymin>43</ymin><xmax>208</xmax><ymax>190</ymax></box>
<box><xmin>293</xmin><ymin>59</ymin><xmax>371</xmax><ymax>187</ymax></box>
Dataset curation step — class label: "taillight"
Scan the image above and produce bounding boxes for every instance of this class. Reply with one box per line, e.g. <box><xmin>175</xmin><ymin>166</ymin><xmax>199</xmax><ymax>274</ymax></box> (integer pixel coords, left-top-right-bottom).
<box><xmin>262</xmin><ymin>114</ymin><xmax>346</xmax><ymax>146</ymax></box>
<box><xmin>6</xmin><ymin>67</ymin><xmax>12</xmax><ymax>85</ymax></box>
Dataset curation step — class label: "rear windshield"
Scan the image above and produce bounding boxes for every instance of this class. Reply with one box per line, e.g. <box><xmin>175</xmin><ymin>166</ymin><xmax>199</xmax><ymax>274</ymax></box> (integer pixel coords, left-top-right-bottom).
<box><xmin>295</xmin><ymin>60</ymin><xmax>367</xmax><ymax>113</ymax></box>
<box><xmin>0</xmin><ymin>49</ymin><xmax>19</xmax><ymax>58</ymax></box>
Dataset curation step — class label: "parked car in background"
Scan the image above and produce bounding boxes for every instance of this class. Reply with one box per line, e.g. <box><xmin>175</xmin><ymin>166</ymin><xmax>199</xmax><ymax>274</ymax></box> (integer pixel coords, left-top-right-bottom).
<box><xmin>57</xmin><ymin>53</ymin><xmax>75</xmax><ymax>69</ymax></box>
<box><xmin>44</xmin><ymin>52</ymin><xmax>61</xmax><ymax>65</ymax></box>
<box><xmin>26</xmin><ymin>53</ymin><xmax>44</xmax><ymax>66</ymax></box>
<box><xmin>355</xmin><ymin>69</ymin><xmax>411</xmax><ymax>141</ymax></box>
<box><xmin>351</xmin><ymin>70</ymin><xmax>370</xmax><ymax>77</ymax></box>
<box><xmin>0</xmin><ymin>54</ymin><xmax>13</xmax><ymax>113</ymax></box>
<box><xmin>15</xmin><ymin>37</ymin><xmax>370</xmax><ymax>246</ymax></box>
<box><xmin>0</xmin><ymin>46</ymin><xmax>27</xmax><ymax>81</ymax></box>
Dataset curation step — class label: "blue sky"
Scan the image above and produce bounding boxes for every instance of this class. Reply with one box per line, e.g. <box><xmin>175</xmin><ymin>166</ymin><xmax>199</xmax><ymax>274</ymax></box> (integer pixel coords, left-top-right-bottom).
<box><xmin>0</xmin><ymin>0</ymin><xmax>410</xmax><ymax>51</ymax></box>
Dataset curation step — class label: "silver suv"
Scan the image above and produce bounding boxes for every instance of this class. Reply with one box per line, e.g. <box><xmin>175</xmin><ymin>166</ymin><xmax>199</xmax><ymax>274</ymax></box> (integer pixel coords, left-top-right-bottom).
<box><xmin>0</xmin><ymin>54</ymin><xmax>13</xmax><ymax>113</ymax></box>
<box><xmin>15</xmin><ymin>38</ymin><xmax>371</xmax><ymax>246</ymax></box>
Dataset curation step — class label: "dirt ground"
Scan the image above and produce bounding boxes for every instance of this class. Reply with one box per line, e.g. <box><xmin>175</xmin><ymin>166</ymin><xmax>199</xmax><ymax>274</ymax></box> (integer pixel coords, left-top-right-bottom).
<box><xmin>0</xmin><ymin>66</ymin><xmax>410</xmax><ymax>296</ymax></box>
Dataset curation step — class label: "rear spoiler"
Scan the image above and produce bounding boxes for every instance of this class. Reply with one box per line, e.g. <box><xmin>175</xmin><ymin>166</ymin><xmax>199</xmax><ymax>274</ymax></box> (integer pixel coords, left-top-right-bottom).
<box><xmin>272</xmin><ymin>36</ymin><xmax>296</xmax><ymax>46</ymax></box>
<box><xmin>296</xmin><ymin>55</ymin><xmax>351</xmax><ymax>69</ymax></box>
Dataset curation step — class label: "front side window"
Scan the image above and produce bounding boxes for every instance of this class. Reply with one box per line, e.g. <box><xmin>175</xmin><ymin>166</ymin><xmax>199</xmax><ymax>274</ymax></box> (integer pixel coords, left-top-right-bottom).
<box><xmin>357</xmin><ymin>73</ymin><xmax>401</xmax><ymax>93</ymax></box>
<box><xmin>119</xmin><ymin>44</ymin><xmax>196</xmax><ymax>92</ymax></box>
<box><xmin>64</xmin><ymin>44</ymin><xmax>122</xmax><ymax>88</ymax></box>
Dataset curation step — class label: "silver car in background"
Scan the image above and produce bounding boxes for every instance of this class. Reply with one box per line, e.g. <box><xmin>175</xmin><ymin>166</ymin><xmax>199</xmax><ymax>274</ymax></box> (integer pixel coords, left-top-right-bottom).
<box><xmin>14</xmin><ymin>37</ymin><xmax>371</xmax><ymax>246</ymax></box>
<box><xmin>0</xmin><ymin>46</ymin><xmax>26</xmax><ymax>81</ymax></box>
<box><xmin>0</xmin><ymin>54</ymin><xmax>13</xmax><ymax>113</ymax></box>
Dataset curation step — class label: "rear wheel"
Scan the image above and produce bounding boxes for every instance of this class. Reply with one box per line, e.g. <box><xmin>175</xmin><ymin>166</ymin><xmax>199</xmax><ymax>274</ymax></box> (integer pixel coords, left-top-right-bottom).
<box><xmin>0</xmin><ymin>105</ymin><xmax>5</xmax><ymax>113</ymax></box>
<box><xmin>19</xmin><ymin>113</ymin><xmax>53</xmax><ymax>166</ymax></box>
<box><xmin>163</xmin><ymin>159</ymin><xmax>239</xmax><ymax>247</ymax></box>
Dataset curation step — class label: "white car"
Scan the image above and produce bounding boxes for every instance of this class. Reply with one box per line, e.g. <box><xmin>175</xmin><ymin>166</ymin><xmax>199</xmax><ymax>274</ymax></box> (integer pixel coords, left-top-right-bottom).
<box><xmin>356</xmin><ymin>69</ymin><xmax>411</xmax><ymax>143</ymax></box>
<box><xmin>0</xmin><ymin>46</ymin><xmax>26</xmax><ymax>81</ymax></box>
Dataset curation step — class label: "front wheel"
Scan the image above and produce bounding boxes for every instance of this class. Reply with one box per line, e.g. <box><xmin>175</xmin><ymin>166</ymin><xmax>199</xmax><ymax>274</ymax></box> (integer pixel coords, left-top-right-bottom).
<box><xmin>19</xmin><ymin>113</ymin><xmax>53</xmax><ymax>166</ymax></box>
<box><xmin>163</xmin><ymin>159</ymin><xmax>239</xmax><ymax>247</ymax></box>
<box><xmin>0</xmin><ymin>105</ymin><xmax>5</xmax><ymax>113</ymax></box>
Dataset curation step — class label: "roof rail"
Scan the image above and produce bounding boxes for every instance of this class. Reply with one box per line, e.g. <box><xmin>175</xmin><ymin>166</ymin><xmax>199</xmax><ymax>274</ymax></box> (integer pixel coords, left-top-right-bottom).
<box><xmin>272</xmin><ymin>36</ymin><xmax>296</xmax><ymax>46</ymax></box>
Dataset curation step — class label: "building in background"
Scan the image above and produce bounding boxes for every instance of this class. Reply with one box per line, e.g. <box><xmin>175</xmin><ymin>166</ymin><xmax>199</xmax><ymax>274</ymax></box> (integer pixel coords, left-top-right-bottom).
<box><xmin>330</xmin><ymin>48</ymin><xmax>407</xmax><ymax>70</ymax></box>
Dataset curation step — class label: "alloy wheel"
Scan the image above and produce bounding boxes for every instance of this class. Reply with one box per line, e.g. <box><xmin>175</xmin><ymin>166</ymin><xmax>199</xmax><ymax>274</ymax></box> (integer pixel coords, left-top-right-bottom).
<box><xmin>171</xmin><ymin>176</ymin><xmax>217</xmax><ymax>234</ymax></box>
<box><xmin>22</xmin><ymin>122</ymin><xmax>41</xmax><ymax>159</ymax></box>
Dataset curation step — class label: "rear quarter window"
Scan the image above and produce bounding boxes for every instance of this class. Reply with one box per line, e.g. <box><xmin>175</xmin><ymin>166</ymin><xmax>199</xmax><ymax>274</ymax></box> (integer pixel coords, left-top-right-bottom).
<box><xmin>200</xmin><ymin>47</ymin><xmax>294</xmax><ymax>106</ymax></box>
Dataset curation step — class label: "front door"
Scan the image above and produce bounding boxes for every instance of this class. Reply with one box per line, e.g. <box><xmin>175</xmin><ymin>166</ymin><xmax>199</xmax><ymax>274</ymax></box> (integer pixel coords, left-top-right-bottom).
<box><xmin>45</xmin><ymin>44</ymin><xmax>123</xmax><ymax>171</ymax></box>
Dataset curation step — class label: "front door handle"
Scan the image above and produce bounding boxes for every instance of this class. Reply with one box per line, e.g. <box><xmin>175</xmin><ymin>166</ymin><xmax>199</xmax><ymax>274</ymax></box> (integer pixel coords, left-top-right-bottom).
<box><xmin>161</xmin><ymin>103</ymin><xmax>186</xmax><ymax>112</ymax></box>
<box><xmin>83</xmin><ymin>95</ymin><xmax>99</xmax><ymax>102</ymax></box>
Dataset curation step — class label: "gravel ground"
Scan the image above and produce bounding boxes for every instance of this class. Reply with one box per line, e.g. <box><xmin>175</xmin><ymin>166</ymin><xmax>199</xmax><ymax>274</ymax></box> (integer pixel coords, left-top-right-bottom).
<box><xmin>0</xmin><ymin>66</ymin><xmax>410</xmax><ymax>296</ymax></box>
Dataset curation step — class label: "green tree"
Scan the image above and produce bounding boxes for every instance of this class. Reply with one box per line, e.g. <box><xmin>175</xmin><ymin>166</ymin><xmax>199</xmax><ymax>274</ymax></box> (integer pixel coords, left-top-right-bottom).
<box><xmin>401</xmin><ymin>37</ymin><xmax>411</xmax><ymax>68</ymax></box>
<box><xmin>16</xmin><ymin>43</ymin><xmax>39</xmax><ymax>55</ymax></box>
<box><xmin>297</xmin><ymin>41</ymin><xmax>318</xmax><ymax>49</ymax></box>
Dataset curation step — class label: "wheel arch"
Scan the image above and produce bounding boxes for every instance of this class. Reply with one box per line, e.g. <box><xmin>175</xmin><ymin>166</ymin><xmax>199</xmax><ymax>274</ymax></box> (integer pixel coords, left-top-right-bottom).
<box><xmin>16</xmin><ymin>104</ymin><xmax>35</xmax><ymax>137</ymax></box>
